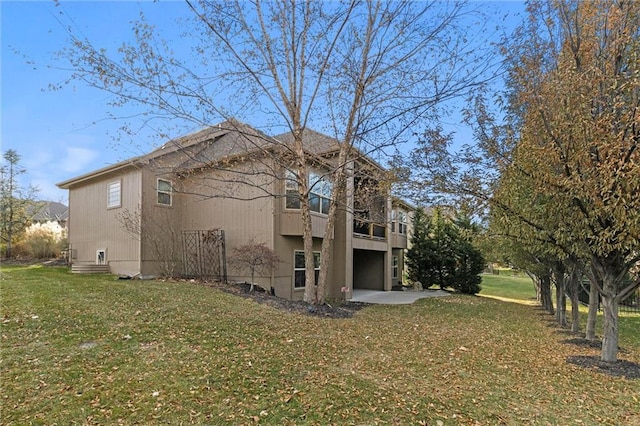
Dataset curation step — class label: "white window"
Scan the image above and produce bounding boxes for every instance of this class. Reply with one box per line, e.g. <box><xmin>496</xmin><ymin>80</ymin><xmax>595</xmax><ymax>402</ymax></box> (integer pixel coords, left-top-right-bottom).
<box><xmin>285</xmin><ymin>170</ymin><xmax>332</xmax><ymax>215</ymax></box>
<box><xmin>96</xmin><ymin>249</ymin><xmax>106</xmax><ymax>265</ymax></box>
<box><xmin>285</xmin><ymin>171</ymin><xmax>300</xmax><ymax>209</ymax></box>
<box><xmin>107</xmin><ymin>181</ymin><xmax>121</xmax><ymax>208</ymax></box>
<box><xmin>294</xmin><ymin>250</ymin><xmax>320</xmax><ymax>288</ymax></box>
<box><xmin>157</xmin><ymin>179</ymin><xmax>172</xmax><ymax>206</ymax></box>
<box><xmin>392</xmin><ymin>255</ymin><xmax>399</xmax><ymax>279</ymax></box>
<box><xmin>309</xmin><ymin>172</ymin><xmax>332</xmax><ymax>215</ymax></box>
<box><xmin>397</xmin><ymin>210</ymin><xmax>407</xmax><ymax>235</ymax></box>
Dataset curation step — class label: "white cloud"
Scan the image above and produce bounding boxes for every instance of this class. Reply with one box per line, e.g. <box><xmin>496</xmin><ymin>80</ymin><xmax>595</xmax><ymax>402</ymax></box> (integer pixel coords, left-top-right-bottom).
<box><xmin>31</xmin><ymin>178</ymin><xmax>68</xmax><ymax>203</ymax></box>
<box><xmin>60</xmin><ymin>147</ymin><xmax>100</xmax><ymax>174</ymax></box>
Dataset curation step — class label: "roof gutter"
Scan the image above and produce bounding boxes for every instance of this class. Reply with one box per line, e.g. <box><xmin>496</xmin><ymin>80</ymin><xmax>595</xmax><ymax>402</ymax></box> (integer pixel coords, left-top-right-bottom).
<box><xmin>56</xmin><ymin>158</ymin><xmax>141</xmax><ymax>189</ymax></box>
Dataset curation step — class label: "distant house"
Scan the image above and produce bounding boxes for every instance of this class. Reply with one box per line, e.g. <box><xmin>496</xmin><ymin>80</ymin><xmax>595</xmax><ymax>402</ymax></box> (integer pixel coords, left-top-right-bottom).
<box><xmin>57</xmin><ymin>120</ymin><xmax>412</xmax><ymax>301</ymax></box>
<box><xmin>30</xmin><ymin>201</ymin><xmax>69</xmax><ymax>226</ymax></box>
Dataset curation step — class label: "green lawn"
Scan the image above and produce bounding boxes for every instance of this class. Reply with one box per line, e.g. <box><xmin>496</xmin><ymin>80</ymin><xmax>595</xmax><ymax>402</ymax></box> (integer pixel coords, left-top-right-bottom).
<box><xmin>480</xmin><ymin>272</ymin><xmax>640</xmax><ymax>350</ymax></box>
<box><xmin>2</xmin><ymin>266</ymin><xmax>639</xmax><ymax>425</ymax></box>
<box><xmin>480</xmin><ymin>272</ymin><xmax>537</xmax><ymax>302</ymax></box>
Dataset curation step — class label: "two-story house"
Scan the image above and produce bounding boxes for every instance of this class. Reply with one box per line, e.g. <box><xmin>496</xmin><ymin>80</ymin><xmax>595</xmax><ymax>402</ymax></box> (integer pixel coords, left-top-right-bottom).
<box><xmin>56</xmin><ymin>120</ymin><xmax>412</xmax><ymax>301</ymax></box>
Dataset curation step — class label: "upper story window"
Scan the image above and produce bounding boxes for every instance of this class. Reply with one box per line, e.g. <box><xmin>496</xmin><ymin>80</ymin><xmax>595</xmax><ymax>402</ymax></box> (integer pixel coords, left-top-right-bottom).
<box><xmin>392</xmin><ymin>209</ymin><xmax>407</xmax><ymax>234</ymax></box>
<box><xmin>309</xmin><ymin>172</ymin><xmax>332</xmax><ymax>215</ymax></box>
<box><xmin>157</xmin><ymin>179</ymin><xmax>173</xmax><ymax>206</ymax></box>
<box><xmin>107</xmin><ymin>181</ymin><xmax>121</xmax><ymax>209</ymax></box>
<box><xmin>285</xmin><ymin>172</ymin><xmax>300</xmax><ymax>209</ymax></box>
<box><xmin>397</xmin><ymin>210</ymin><xmax>407</xmax><ymax>234</ymax></box>
<box><xmin>285</xmin><ymin>170</ymin><xmax>332</xmax><ymax>215</ymax></box>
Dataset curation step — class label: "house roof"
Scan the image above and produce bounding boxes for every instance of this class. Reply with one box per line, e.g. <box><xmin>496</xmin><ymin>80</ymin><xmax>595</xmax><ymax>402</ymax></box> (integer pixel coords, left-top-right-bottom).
<box><xmin>56</xmin><ymin>158</ymin><xmax>142</xmax><ymax>189</ymax></box>
<box><xmin>274</xmin><ymin>128</ymin><xmax>387</xmax><ymax>173</ymax></box>
<box><xmin>56</xmin><ymin>119</ymin><xmax>389</xmax><ymax>188</ymax></box>
<box><xmin>149</xmin><ymin>120</ymin><xmax>279</xmax><ymax>173</ymax></box>
<box><xmin>29</xmin><ymin>201</ymin><xmax>69</xmax><ymax>222</ymax></box>
<box><xmin>273</xmin><ymin>128</ymin><xmax>341</xmax><ymax>155</ymax></box>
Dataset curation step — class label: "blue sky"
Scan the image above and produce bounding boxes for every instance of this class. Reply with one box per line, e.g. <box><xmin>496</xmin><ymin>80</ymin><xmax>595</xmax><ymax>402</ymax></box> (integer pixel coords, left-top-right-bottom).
<box><xmin>1</xmin><ymin>1</ymin><xmax>526</xmax><ymax>203</ymax></box>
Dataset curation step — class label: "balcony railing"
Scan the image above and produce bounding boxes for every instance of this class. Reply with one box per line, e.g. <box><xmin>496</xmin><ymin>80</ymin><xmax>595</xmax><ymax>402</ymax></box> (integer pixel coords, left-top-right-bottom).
<box><xmin>353</xmin><ymin>219</ymin><xmax>386</xmax><ymax>239</ymax></box>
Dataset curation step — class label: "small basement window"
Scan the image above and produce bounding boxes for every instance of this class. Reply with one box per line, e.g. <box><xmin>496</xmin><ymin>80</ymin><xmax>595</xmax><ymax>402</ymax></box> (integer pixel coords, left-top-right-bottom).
<box><xmin>96</xmin><ymin>249</ymin><xmax>106</xmax><ymax>265</ymax></box>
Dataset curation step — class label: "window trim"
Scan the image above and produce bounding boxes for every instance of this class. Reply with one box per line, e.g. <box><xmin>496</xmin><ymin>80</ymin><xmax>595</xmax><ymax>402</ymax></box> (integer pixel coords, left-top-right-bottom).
<box><xmin>284</xmin><ymin>170</ymin><xmax>332</xmax><ymax>215</ymax></box>
<box><xmin>396</xmin><ymin>210</ymin><xmax>407</xmax><ymax>235</ymax></box>
<box><xmin>96</xmin><ymin>249</ymin><xmax>106</xmax><ymax>265</ymax></box>
<box><xmin>308</xmin><ymin>171</ymin><xmax>332</xmax><ymax>215</ymax></box>
<box><xmin>157</xmin><ymin>178</ymin><xmax>173</xmax><ymax>206</ymax></box>
<box><xmin>293</xmin><ymin>250</ymin><xmax>320</xmax><ymax>289</ymax></box>
<box><xmin>392</xmin><ymin>255</ymin><xmax>399</xmax><ymax>279</ymax></box>
<box><xmin>285</xmin><ymin>171</ymin><xmax>301</xmax><ymax>210</ymax></box>
<box><xmin>107</xmin><ymin>180</ymin><xmax>121</xmax><ymax>209</ymax></box>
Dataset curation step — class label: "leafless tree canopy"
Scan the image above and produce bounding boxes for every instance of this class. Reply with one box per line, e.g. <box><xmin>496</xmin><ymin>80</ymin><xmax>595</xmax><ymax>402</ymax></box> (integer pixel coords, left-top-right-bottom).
<box><xmin>57</xmin><ymin>0</ymin><xmax>500</xmax><ymax>303</ymax></box>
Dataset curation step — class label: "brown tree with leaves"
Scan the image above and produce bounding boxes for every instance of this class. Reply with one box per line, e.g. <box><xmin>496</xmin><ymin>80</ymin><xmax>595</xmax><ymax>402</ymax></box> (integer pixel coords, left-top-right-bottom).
<box><xmin>406</xmin><ymin>1</ymin><xmax>640</xmax><ymax>362</ymax></box>
<box><xmin>506</xmin><ymin>0</ymin><xmax>640</xmax><ymax>362</ymax></box>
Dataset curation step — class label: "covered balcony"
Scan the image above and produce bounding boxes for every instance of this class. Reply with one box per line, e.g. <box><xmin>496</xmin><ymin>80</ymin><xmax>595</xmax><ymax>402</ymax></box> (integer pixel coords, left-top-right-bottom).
<box><xmin>352</xmin><ymin>176</ymin><xmax>387</xmax><ymax>240</ymax></box>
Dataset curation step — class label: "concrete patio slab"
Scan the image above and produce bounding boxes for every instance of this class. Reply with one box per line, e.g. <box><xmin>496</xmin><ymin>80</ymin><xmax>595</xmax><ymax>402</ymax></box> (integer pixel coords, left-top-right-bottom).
<box><xmin>349</xmin><ymin>289</ymin><xmax>451</xmax><ymax>305</ymax></box>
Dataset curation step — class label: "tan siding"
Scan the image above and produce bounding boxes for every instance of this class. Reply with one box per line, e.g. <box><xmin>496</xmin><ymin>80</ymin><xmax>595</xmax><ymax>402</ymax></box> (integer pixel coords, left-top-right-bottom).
<box><xmin>139</xmin><ymin>169</ymin><xmax>182</xmax><ymax>276</ymax></box>
<box><xmin>178</xmin><ymin>164</ymin><xmax>276</xmax><ymax>282</ymax></box>
<box><xmin>391</xmin><ymin>233</ymin><xmax>408</xmax><ymax>249</ymax></box>
<box><xmin>351</xmin><ymin>235</ymin><xmax>388</xmax><ymax>251</ymax></box>
<box><xmin>272</xmin><ymin>236</ymin><xmax>326</xmax><ymax>301</ymax></box>
<box><xmin>279</xmin><ymin>211</ymin><xmax>331</xmax><ymax>238</ymax></box>
<box><xmin>328</xmin><ymin>205</ymin><xmax>351</xmax><ymax>299</ymax></box>
<box><xmin>67</xmin><ymin>168</ymin><xmax>142</xmax><ymax>276</ymax></box>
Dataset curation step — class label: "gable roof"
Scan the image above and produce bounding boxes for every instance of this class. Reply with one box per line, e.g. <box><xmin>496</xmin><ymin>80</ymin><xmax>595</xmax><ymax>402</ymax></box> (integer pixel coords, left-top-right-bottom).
<box><xmin>274</xmin><ymin>128</ymin><xmax>387</xmax><ymax>173</ymax></box>
<box><xmin>273</xmin><ymin>128</ymin><xmax>341</xmax><ymax>155</ymax></box>
<box><xmin>56</xmin><ymin>159</ymin><xmax>141</xmax><ymax>189</ymax></box>
<box><xmin>57</xmin><ymin>120</ymin><xmax>283</xmax><ymax>189</ymax></box>
<box><xmin>56</xmin><ymin>120</ymin><xmax>389</xmax><ymax>188</ymax></box>
<box><xmin>147</xmin><ymin>120</ymin><xmax>279</xmax><ymax>174</ymax></box>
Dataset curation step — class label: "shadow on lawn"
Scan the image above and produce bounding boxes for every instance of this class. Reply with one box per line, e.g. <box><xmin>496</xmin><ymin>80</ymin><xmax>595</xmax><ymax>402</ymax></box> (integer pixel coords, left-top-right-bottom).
<box><xmin>567</xmin><ymin>355</ymin><xmax>640</xmax><ymax>380</ymax></box>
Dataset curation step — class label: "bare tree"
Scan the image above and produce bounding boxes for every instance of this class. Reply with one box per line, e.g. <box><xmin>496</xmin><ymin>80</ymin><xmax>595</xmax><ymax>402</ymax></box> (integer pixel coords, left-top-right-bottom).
<box><xmin>229</xmin><ymin>241</ymin><xmax>280</xmax><ymax>292</ymax></box>
<box><xmin>56</xmin><ymin>0</ymin><xmax>499</xmax><ymax>303</ymax></box>
<box><xmin>117</xmin><ymin>207</ymin><xmax>181</xmax><ymax>278</ymax></box>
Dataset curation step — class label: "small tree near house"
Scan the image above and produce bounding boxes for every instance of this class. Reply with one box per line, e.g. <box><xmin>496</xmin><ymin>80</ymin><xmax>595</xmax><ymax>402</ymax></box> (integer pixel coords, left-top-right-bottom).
<box><xmin>229</xmin><ymin>242</ymin><xmax>279</xmax><ymax>292</ymax></box>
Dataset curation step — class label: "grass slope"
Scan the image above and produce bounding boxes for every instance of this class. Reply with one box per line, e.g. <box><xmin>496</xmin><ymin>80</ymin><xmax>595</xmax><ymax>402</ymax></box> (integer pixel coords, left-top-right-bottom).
<box><xmin>479</xmin><ymin>273</ymin><xmax>537</xmax><ymax>303</ymax></box>
<box><xmin>2</xmin><ymin>266</ymin><xmax>639</xmax><ymax>425</ymax></box>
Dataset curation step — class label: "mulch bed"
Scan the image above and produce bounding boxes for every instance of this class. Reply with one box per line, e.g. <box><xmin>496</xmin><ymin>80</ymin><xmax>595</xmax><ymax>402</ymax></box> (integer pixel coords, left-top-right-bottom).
<box><xmin>562</xmin><ymin>337</ymin><xmax>604</xmax><ymax>349</ymax></box>
<box><xmin>202</xmin><ymin>280</ymin><xmax>370</xmax><ymax>319</ymax></box>
<box><xmin>567</xmin><ymin>355</ymin><xmax>640</xmax><ymax>380</ymax></box>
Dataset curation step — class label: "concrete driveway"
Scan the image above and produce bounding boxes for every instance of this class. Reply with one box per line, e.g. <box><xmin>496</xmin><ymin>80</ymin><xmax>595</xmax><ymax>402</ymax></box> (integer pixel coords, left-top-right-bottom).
<box><xmin>349</xmin><ymin>289</ymin><xmax>451</xmax><ymax>305</ymax></box>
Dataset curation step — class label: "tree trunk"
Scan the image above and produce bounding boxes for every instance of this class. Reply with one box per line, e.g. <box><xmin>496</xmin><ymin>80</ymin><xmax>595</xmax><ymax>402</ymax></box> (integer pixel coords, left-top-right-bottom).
<box><xmin>600</xmin><ymin>295</ymin><xmax>619</xmax><ymax>363</ymax></box>
<box><xmin>585</xmin><ymin>279</ymin><xmax>598</xmax><ymax>340</ymax></box>
<box><xmin>568</xmin><ymin>274</ymin><xmax>580</xmax><ymax>333</ymax></box>
<box><xmin>569</xmin><ymin>289</ymin><xmax>580</xmax><ymax>333</ymax></box>
<box><xmin>316</xmin><ymin>163</ymin><xmax>347</xmax><ymax>305</ymax></box>
<box><xmin>590</xmin><ymin>254</ymin><xmax>632</xmax><ymax>362</ymax></box>
<box><xmin>527</xmin><ymin>272</ymin><xmax>541</xmax><ymax>302</ymax></box>
<box><xmin>297</xmin><ymin>162</ymin><xmax>317</xmax><ymax>304</ymax></box>
<box><xmin>553</xmin><ymin>264</ymin><xmax>567</xmax><ymax>327</ymax></box>
<box><xmin>539</xmin><ymin>274</ymin><xmax>554</xmax><ymax>314</ymax></box>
